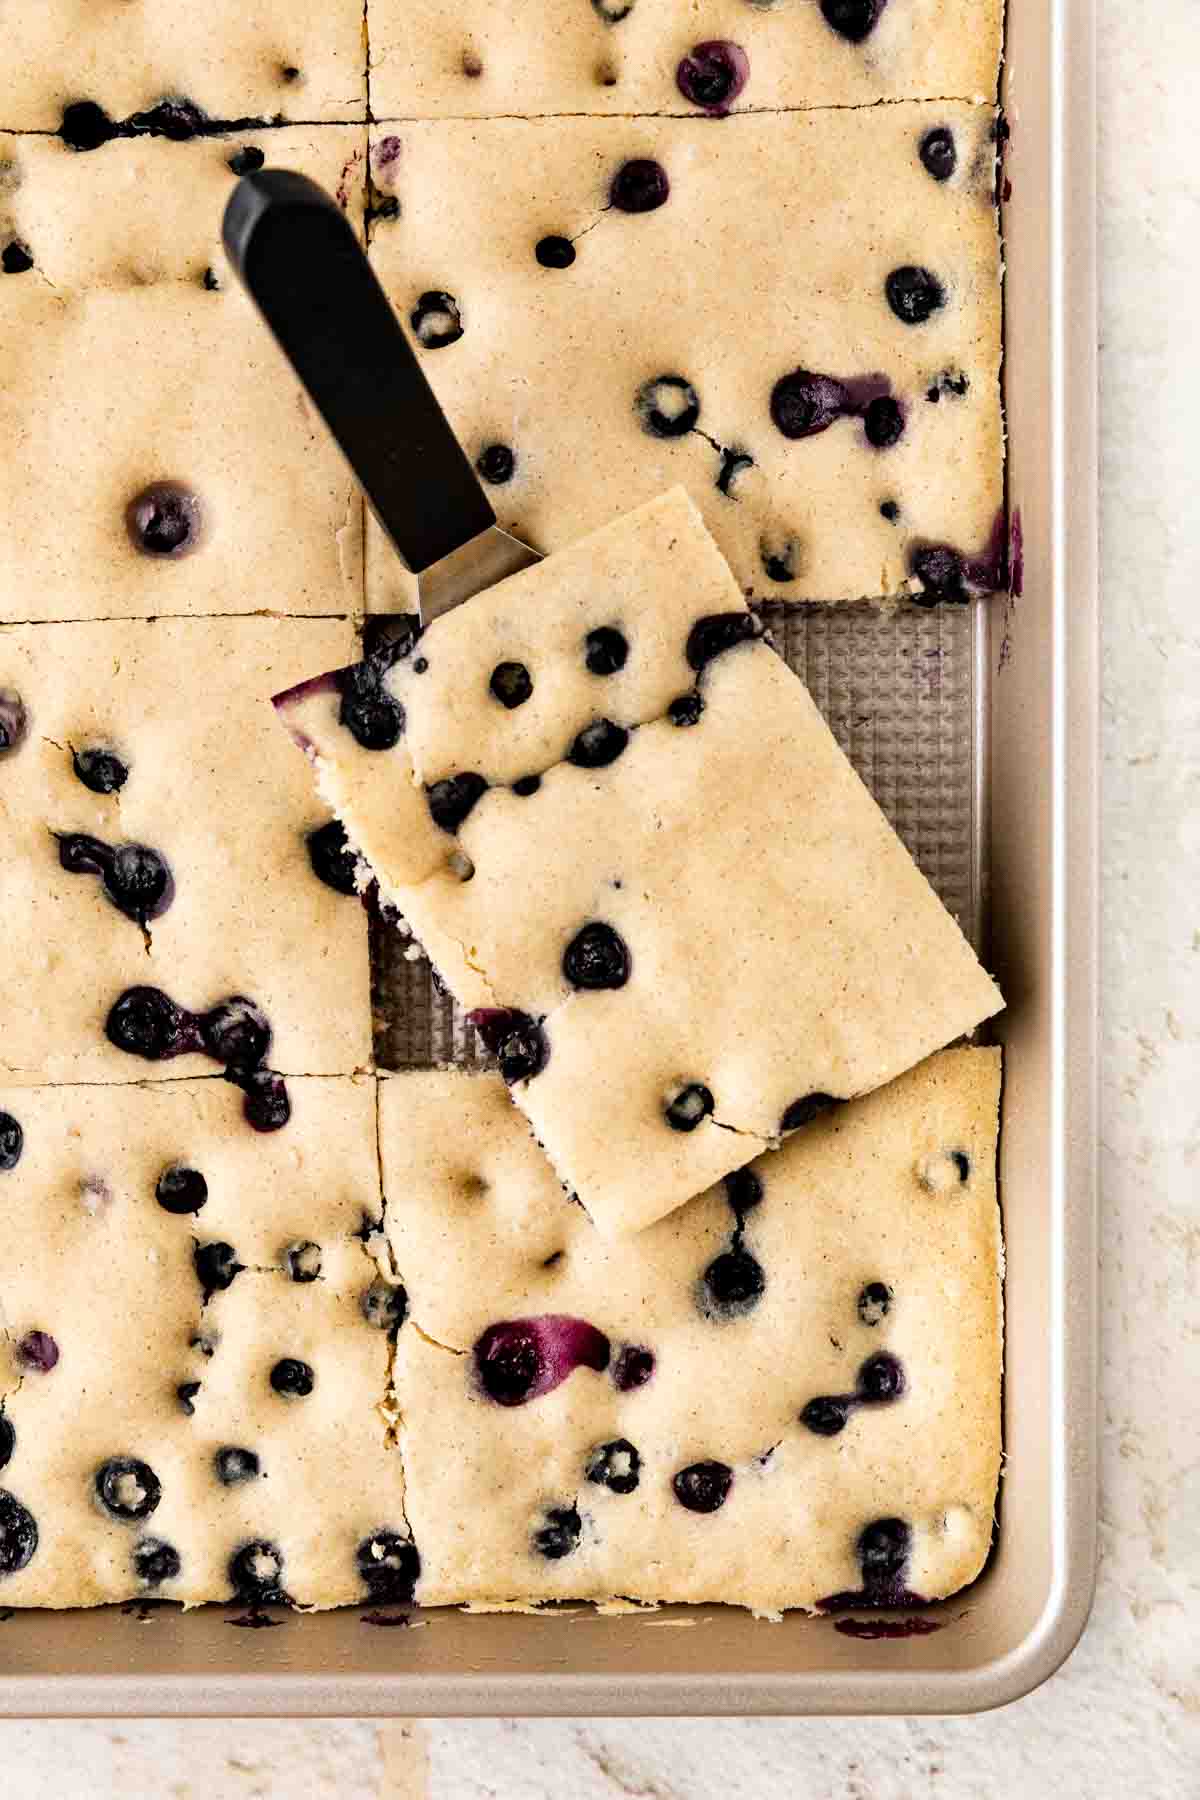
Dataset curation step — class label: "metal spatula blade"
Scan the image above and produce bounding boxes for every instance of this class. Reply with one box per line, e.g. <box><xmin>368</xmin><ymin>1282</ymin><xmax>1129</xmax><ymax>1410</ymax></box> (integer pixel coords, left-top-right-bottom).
<box><xmin>221</xmin><ymin>169</ymin><xmax>541</xmax><ymax>624</ymax></box>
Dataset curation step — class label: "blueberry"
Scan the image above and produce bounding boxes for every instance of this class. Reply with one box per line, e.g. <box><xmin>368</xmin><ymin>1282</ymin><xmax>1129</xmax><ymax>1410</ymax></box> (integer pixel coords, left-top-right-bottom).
<box><xmin>536</xmin><ymin>235</ymin><xmax>575</xmax><ymax>268</ymax></box>
<box><xmin>227</xmin><ymin>145</ymin><xmax>265</xmax><ymax>176</ymax></box>
<box><xmin>0</xmin><ymin>690</ymin><xmax>27</xmax><ymax>756</ymax></box>
<box><xmin>609</xmin><ymin>159</ymin><xmax>669</xmax><ymax>214</ymax></box>
<box><xmin>586</xmin><ymin>1438</ymin><xmax>641</xmax><ymax>1495</ymax></box>
<box><xmin>672</xmin><ymin>1461</ymin><xmax>733</xmax><ymax>1514</ymax></box>
<box><xmin>612</xmin><ymin>1345</ymin><xmax>655</xmax><ymax>1391</ymax></box>
<box><xmin>59</xmin><ymin>100</ymin><xmax>119</xmax><ymax>152</ymax></box>
<box><xmin>361</xmin><ymin>1279</ymin><xmax>407</xmax><ymax>1334</ymax></box>
<box><xmin>362</xmin><ymin>612</ymin><xmax>424</xmax><ymax>668</ymax></box>
<box><xmin>665</xmin><ymin>1083</ymin><xmax>714</xmax><ymax>1132</ymax></box>
<box><xmin>490</xmin><ymin>661</ymin><xmax>533</xmax><ymax>709</ymax></box>
<box><xmin>133</xmin><ymin>1538</ymin><xmax>181</xmax><ymax>1587</ymax></box>
<box><xmin>58</xmin><ymin>832</ymin><xmax>171</xmax><ymax>925</ymax></box>
<box><xmin>476</xmin><ymin>443</ymin><xmax>516</xmax><ymax>485</ymax></box>
<box><xmin>194</xmin><ymin>1240</ymin><xmax>244</xmax><ymax>1300</ymax></box>
<box><xmin>563</xmin><ymin>922</ymin><xmax>630</xmax><ymax>990</ymax></box>
<box><xmin>176</xmin><ymin>1381</ymin><xmax>201</xmax><ymax>1416</ymax></box>
<box><xmin>675</xmin><ymin>40</ymin><xmax>749</xmax><ymax>116</ymax></box>
<box><xmin>1</xmin><ymin>240</ymin><xmax>33</xmax><ymax>275</ymax></box>
<box><xmin>909</xmin><ymin>544</ymin><xmax>968</xmax><ymax>603</ymax></box>
<box><xmin>202</xmin><ymin>267</ymin><xmax>221</xmax><ymax>291</ymax></box>
<box><xmin>584</xmin><ymin>626</ymin><xmax>629</xmax><ymax>675</ymax></box>
<box><xmin>16</xmin><ymin>1331</ymin><xmax>58</xmax><ymax>1373</ymax></box>
<box><xmin>864</xmin><ymin>396</ymin><xmax>905</xmax><ymax>449</ymax></box>
<box><xmin>95</xmin><ymin>1457</ymin><xmax>161</xmax><ymax>1521</ymax></box>
<box><xmin>591</xmin><ymin>0</ymin><xmax>634</xmax><ymax>19</ymax></box>
<box><xmin>0</xmin><ymin>1492</ymin><xmax>38</xmax><ymax>1574</ymax></box>
<box><xmin>467</xmin><ymin>1009</ymin><xmax>549</xmax><ymax>1083</ymax></box>
<box><xmin>155</xmin><ymin>1165</ymin><xmax>208</xmax><ymax>1216</ymax></box>
<box><xmin>229</xmin><ymin>1540</ymin><xmax>288</xmax><ymax>1606</ymax></box>
<box><xmin>723</xmin><ymin>1167</ymin><xmax>763</xmax><ymax>1216</ymax></box>
<box><xmin>856</xmin><ymin>1281</ymin><xmax>893</xmax><ymax>1327</ymax></box>
<box><xmin>231</xmin><ymin>1067</ymin><xmax>291</xmax><ymax>1133</ymax></box>
<box><xmin>951</xmin><ymin>1150</ymin><xmax>971</xmax><ymax>1182</ymax></box>
<box><xmin>126</xmin><ymin>482</ymin><xmax>202</xmax><ymax>557</ymax></box>
<box><xmin>270</xmin><ymin>1357</ymin><xmax>314</xmax><ymax>1398</ymax></box>
<box><xmin>202</xmin><ymin>997</ymin><xmax>271</xmax><ymax>1069</ymax></box>
<box><xmin>512</xmin><ymin>774</ymin><xmax>541</xmax><ymax>797</ymax></box>
<box><xmin>700</xmin><ymin>1247</ymin><xmax>765</xmax><ymax>1317</ymax></box>
<box><xmin>885</xmin><ymin>266</ymin><xmax>946</xmax><ymax>326</ymax></box>
<box><xmin>685</xmin><ymin>612</ymin><xmax>761</xmax><ymax>671</ymax></box>
<box><xmin>819</xmin><ymin>0</ymin><xmax>884</xmax><ymax>43</ymax></box>
<box><xmin>190</xmin><ymin>1334</ymin><xmax>217</xmax><ymax>1359</ymax></box>
<box><xmin>106</xmin><ymin>985</ymin><xmax>195</xmax><ymax>1061</ymax></box>
<box><xmin>72</xmin><ymin>746</ymin><xmax>128</xmax><ymax>794</ymax></box>
<box><xmin>567</xmin><ymin>719</ymin><xmax>628</xmax><ymax>768</ymax></box>
<box><xmin>474</xmin><ymin>1315</ymin><xmax>609</xmax><ymax>1405</ymax></box>
<box><xmin>410</xmin><ymin>291</ymin><xmax>463</xmax><ymax>349</ymax></box>
<box><xmin>635</xmin><ymin>375</ymin><xmax>699</xmax><ymax>439</ymax></box>
<box><xmin>760</xmin><ymin>537</ymin><xmax>798</xmax><ymax>583</ymax></box>
<box><xmin>858</xmin><ymin>1351</ymin><xmax>905</xmax><ymax>1402</ymax></box>
<box><xmin>0</xmin><ymin>1416</ymin><xmax>14</xmax><ymax>1471</ymax></box>
<box><xmin>306</xmin><ymin>820</ymin><xmax>359</xmax><ymax>895</ymax></box>
<box><xmin>533</xmin><ymin>1504</ymin><xmax>582</xmax><ymax>1559</ymax></box>
<box><xmin>919</xmin><ymin>127</ymin><xmax>957</xmax><ymax>182</ymax></box>
<box><xmin>780</xmin><ymin>1092</ymin><xmax>836</xmax><ymax>1134</ymax></box>
<box><xmin>337</xmin><ymin>661</ymin><xmax>405</xmax><ymax>752</ymax></box>
<box><xmin>128</xmin><ymin>98</ymin><xmax>208</xmax><ymax>141</ymax></box>
<box><xmin>0</xmin><ymin>1114</ymin><xmax>22</xmax><ymax>1173</ymax></box>
<box><xmin>879</xmin><ymin>500</ymin><xmax>901</xmax><ymax>522</ymax></box>
<box><xmin>475</xmin><ymin>1323</ymin><xmax>542</xmax><ymax>1405</ymax></box>
<box><xmin>770</xmin><ymin>370</ymin><xmax>847</xmax><ymax>440</ymax></box>
<box><xmin>716</xmin><ymin>447</ymin><xmax>754</xmax><ymax>495</ymax></box>
<box><xmin>668</xmin><ymin>692</ymin><xmax>704</xmax><ymax>726</ymax></box>
<box><xmin>285</xmin><ymin>1241</ymin><xmax>322</xmax><ymax>1283</ymax></box>
<box><xmin>357</xmin><ymin>1530</ymin><xmax>420</xmax><ymax>1603</ymax></box>
<box><xmin>858</xmin><ymin>1516</ymin><xmax>911</xmax><ymax>1587</ymax></box>
<box><xmin>800</xmin><ymin>1395</ymin><xmax>851</xmax><ymax>1436</ymax></box>
<box><xmin>215</xmin><ymin>1447</ymin><xmax>260</xmax><ymax>1486</ymax></box>
<box><xmin>427</xmin><ymin>771</ymin><xmax>489</xmax><ymax>831</ymax></box>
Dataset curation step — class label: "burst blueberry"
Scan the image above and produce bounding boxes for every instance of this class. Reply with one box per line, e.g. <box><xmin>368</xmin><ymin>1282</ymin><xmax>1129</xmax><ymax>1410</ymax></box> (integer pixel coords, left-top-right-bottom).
<box><xmin>229</xmin><ymin>1067</ymin><xmax>291</xmax><ymax>1133</ymax></box>
<box><xmin>285</xmin><ymin>1241</ymin><xmax>322</xmax><ymax>1283</ymax></box>
<box><xmin>361</xmin><ymin>1279</ymin><xmax>408</xmax><ymax>1334</ymax></box>
<box><xmin>0</xmin><ymin>690</ymin><xmax>27</xmax><ymax>756</ymax></box>
<box><xmin>533</xmin><ymin>1504</ymin><xmax>582</xmax><ymax>1559</ymax></box>
<box><xmin>228</xmin><ymin>144</ymin><xmax>265</xmax><ymax>176</ymax></box>
<box><xmin>669</xmin><ymin>692</ymin><xmax>704</xmax><ymax>726</ymax></box>
<box><xmin>780</xmin><ymin>1092</ymin><xmax>836</xmax><ymax>1134</ymax></box>
<box><xmin>133</xmin><ymin>1538</ymin><xmax>181</xmax><ymax>1587</ymax></box>
<box><xmin>909</xmin><ymin>543</ymin><xmax>968</xmax><ymax>603</ymax></box>
<box><xmin>358</xmin><ymin>1531</ymin><xmax>421</xmax><ymax>1603</ymax></box>
<box><xmin>856</xmin><ymin>1280</ymin><xmax>893</xmax><ymax>1326</ymax></box>
<box><xmin>215</xmin><ymin>1447</ymin><xmax>260</xmax><ymax>1486</ymax></box>
<box><xmin>229</xmin><ymin>1539</ymin><xmax>288</xmax><ymax>1606</ymax></box>
<box><xmin>106</xmin><ymin>986</ymin><xmax>199</xmax><ymax>1061</ymax></box>
<box><xmin>864</xmin><ymin>396</ymin><xmax>905</xmax><ymax>449</ymax></box>
<box><xmin>0</xmin><ymin>1492</ymin><xmax>38</xmax><ymax>1574</ymax></box>
<box><xmin>194</xmin><ymin>1240</ymin><xmax>244</xmax><ymax>1300</ymax></box>
<box><xmin>675</xmin><ymin>40</ymin><xmax>749</xmax><ymax>116</ymax></box>
<box><xmin>586</xmin><ymin>1439</ymin><xmax>641</xmax><ymax>1495</ymax></box>
<box><xmin>635</xmin><ymin>374</ymin><xmax>699</xmax><ymax>439</ymax></box>
<box><xmin>155</xmin><ymin>1165</ymin><xmax>208</xmax><ymax>1216</ymax></box>
<box><xmin>57</xmin><ymin>834</ymin><xmax>174</xmax><ymax>926</ymax></box>
<box><xmin>665</xmin><ymin>1083</ymin><xmax>714</xmax><ymax>1132</ymax></box>
<box><xmin>410</xmin><ymin>290</ymin><xmax>463</xmax><ymax>349</ymax></box>
<box><xmin>270</xmin><ymin>1358</ymin><xmax>314</xmax><ymax>1398</ymax></box>
<box><xmin>96</xmin><ymin>1457</ymin><xmax>161</xmax><ymax>1521</ymax></box>
<box><xmin>685</xmin><ymin>612</ymin><xmax>761</xmax><ymax>670</ymax></box>
<box><xmin>201</xmin><ymin>997</ymin><xmax>271</xmax><ymax>1069</ymax></box>
<box><xmin>612</xmin><ymin>1345</ymin><xmax>655</xmax><ymax>1391</ymax></box>
<box><xmin>474</xmin><ymin>1315</ymin><xmax>610</xmax><ymax>1406</ymax></box>
<box><xmin>770</xmin><ymin>369</ymin><xmax>847</xmax><ymax>439</ymax></box>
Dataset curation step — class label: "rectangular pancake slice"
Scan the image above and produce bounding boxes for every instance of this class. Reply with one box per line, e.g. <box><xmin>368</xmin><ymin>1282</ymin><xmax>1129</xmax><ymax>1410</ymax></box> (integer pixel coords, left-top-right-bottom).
<box><xmin>366</xmin><ymin>105</ymin><xmax>1002</xmax><ymax>611</ymax></box>
<box><xmin>278</xmin><ymin>490</ymin><xmax>1001</xmax><ymax>1233</ymax></box>
<box><xmin>378</xmin><ymin>1048</ymin><xmax>1002</xmax><ymax>1616</ymax></box>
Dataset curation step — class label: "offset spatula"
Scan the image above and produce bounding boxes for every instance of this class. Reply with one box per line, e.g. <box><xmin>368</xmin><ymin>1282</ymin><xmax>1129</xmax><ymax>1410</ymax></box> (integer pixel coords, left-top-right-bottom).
<box><xmin>221</xmin><ymin>168</ymin><xmax>541</xmax><ymax>624</ymax></box>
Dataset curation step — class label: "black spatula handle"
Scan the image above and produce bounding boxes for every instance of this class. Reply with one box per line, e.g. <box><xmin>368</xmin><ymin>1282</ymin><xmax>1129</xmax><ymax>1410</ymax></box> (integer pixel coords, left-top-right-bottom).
<box><xmin>222</xmin><ymin>168</ymin><xmax>494</xmax><ymax>574</ymax></box>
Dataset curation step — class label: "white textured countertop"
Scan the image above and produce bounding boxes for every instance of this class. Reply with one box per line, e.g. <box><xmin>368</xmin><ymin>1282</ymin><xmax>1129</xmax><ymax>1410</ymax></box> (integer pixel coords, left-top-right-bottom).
<box><xmin>3</xmin><ymin>3</ymin><xmax>1196</xmax><ymax>1791</ymax></box>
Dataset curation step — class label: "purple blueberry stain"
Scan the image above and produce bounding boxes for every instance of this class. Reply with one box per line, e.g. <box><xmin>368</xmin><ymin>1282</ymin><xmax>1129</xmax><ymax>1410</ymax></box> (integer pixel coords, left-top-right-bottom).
<box><xmin>675</xmin><ymin>41</ymin><xmax>749</xmax><ymax>117</ymax></box>
<box><xmin>126</xmin><ymin>482</ymin><xmax>202</xmax><ymax>558</ymax></box>
<box><xmin>15</xmin><ymin>1331</ymin><xmax>58</xmax><ymax>1374</ymax></box>
<box><xmin>56</xmin><ymin>833</ymin><xmax>174</xmax><ymax>927</ymax></box>
<box><xmin>473</xmin><ymin>1315</ymin><xmax>611</xmax><ymax>1406</ymax></box>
